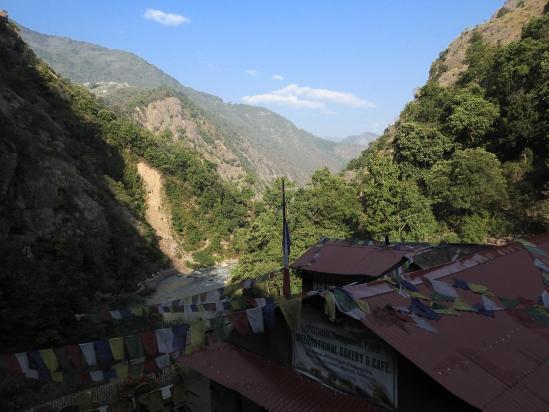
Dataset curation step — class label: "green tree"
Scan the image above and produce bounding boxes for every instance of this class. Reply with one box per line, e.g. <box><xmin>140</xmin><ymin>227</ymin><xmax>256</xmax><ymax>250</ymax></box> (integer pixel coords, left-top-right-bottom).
<box><xmin>393</xmin><ymin>121</ymin><xmax>455</xmax><ymax>177</ymax></box>
<box><xmin>425</xmin><ymin>148</ymin><xmax>507</xmax><ymax>218</ymax></box>
<box><xmin>447</xmin><ymin>85</ymin><xmax>500</xmax><ymax>145</ymax></box>
<box><xmin>358</xmin><ymin>152</ymin><xmax>437</xmax><ymax>241</ymax></box>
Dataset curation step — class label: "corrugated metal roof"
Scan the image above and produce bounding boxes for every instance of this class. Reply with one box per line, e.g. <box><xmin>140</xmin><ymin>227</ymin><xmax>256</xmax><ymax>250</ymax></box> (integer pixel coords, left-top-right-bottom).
<box><xmin>179</xmin><ymin>342</ymin><xmax>384</xmax><ymax>412</ymax></box>
<box><xmin>349</xmin><ymin>235</ymin><xmax>549</xmax><ymax>411</ymax></box>
<box><xmin>291</xmin><ymin>239</ymin><xmax>429</xmax><ymax>277</ymax></box>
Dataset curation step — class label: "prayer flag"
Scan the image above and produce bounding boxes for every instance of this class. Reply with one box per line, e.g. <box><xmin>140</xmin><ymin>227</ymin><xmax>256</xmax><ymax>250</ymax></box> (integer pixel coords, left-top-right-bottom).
<box><xmin>154</xmin><ymin>354</ymin><xmax>171</xmax><ymax>369</ymax></box>
<box><xmin>229</xmin><ymin>312</ymin><xmax>250</xmax><ymax>336</ymax></box>
<box><xmin>172</xmin><ymin>323</ymin><xmax>188</xmax><ymax>352</ymax></box>
<box><xmin>28</xmin><ymin>350</ymin><xmax>47</xmax><ymax>370</ymax></box>
<box><xmin>66</xmin><ymin>345</ymin><xmax>83</xmax><ymax>368</ymax></box>
<box><xmin>108</xmin><ymin>337</ymin><xmax>125</xmax><ymax>362</ymax></box>
<box><xmin>124</xmin><ymin>335</ymin><xmax>145</xmax><ymax>360</ymax></box>
<box><xmin>14</xmin><ymin>353</ymin><xmax>29</xmax><ymax>375</ymax></box>
<box><xmin>54</xmin><ymin>347</ymin><xmax>72</xmax><ymax>372</ymax></box>
<box><xmin>481</xmin><ymin>296</ymin><xmax>503</xmax><ymax>311</ymax></box>
<box><xmin>429</xmin><ymin>279</ymin><xmax>458</xmax><ymax>300</ymax></box>
<box><xmin>246</xmin><ymin>307</ymin><xmax>264</xmax><ymax>334</ymax></box>
<box><xmin>39</xmin><ymin>349</ymin><xmax>59</xmax><ymax>372</ymax></box>
<box><xmin>279</xmin><ymin>297</ymin><xmax>302</xmax><ymax>331</ymax></box>
<box><xmin>79</xmin><ymin>342</ymin><xmax>97</xmax><ymax>367</ymax></box>
<box><xmin>94</xmin><ymin>340</ymin><xmax>114</xmax><ymax>365</ymax></box>
<box><xmin>190</xmin><ymin>319</ymin><xmax>206</xmax><ymax>348</ymax></box>
<box><xmin>410</xmin><ymin>314</ymin><xmax>438</xmax><ymax>334</ymax></box>
<box><xmin>139</xmin><ymin>331</ymin><xmax>158</xmax><ymax>357</ymax></box>
<box><xmin>110</xmin><ymin>310</ymin><xmax>123</xmax><ymax>320</ymax></box>
<box><xmin>452</xmin><ymin>298</ymin><xmax>475</xmax><ymax>312</ymax></box>
<box><xmin>129</xmin><ymin>358</ymin><xmax>145</xmax><ymax>376</ymax></box>
<box><xmin>90</xmin><ymin>369</ymin><xmax>104</xmax><ymax>382</ymax></box>
<box><xmin>262</xmin><ymin>303</ymin><xmax>277</xmax><ymax>329</ymax></box>
<box><xmin>323</xmin><ymin>291</ymin><xmax>336</xmax><ymax>322</ymax></box>
<box><xmin>2</xmin><ymin>355</ymin><xmax>21</xmax><ymax>375</ymax></box>
<box><xmin>409</xmin><ymin>298</ymin><xmax>440</xmax><ymax>320</ymax></box>
<box><xmin>155</xmin><ymin>328</ymin><xmax>175</xmax><ymax>354</ymax></box>
<box><xmin>333</xmin><ymin>288</ymin><xmax>365</xmax><ymax>321</ymax></box>
<box><xmin>114</xmin><ymin>362</ymin><xmax>129</xmax><ymax>380</ymax></box>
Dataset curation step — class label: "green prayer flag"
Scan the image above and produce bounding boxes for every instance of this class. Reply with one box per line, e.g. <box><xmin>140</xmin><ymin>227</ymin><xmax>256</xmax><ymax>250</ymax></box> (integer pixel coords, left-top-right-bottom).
<box><xmin>434</xmin><ymin>308</ymin><xmax>460</xmax><ymax>316</ymax></box>
<box><xmin>190</xmin><ymin>319</ymin><xmax>206</xmax><ymax>348</ymax></box>
<box><xmin>432</xmin><ymin>301</ymin><xmax>449</xmax><ymax>310</ymax></box>
<box><xmin>109</xmin><ymin>337</ymin><xmax>125</xmax><ymax>362</ymax></box>
<box><xmin>526</xmin><ymin>307</ymin><xmax>549</xmax><ymax>327</ymax></box>
<box><xmin>129</xmin><ymin>359</ymin><xmax>144</xmax><ymax>377</ymax></box>
<box><xmin>114</xmin><ymin>362</ymin><xmax>129</xmax><ymax>380</ymax></box>
<box><xmin>355</xmin><ymin>299</ymin><xmax>370</xmax><ymax>315</ymax></box>
<box><xmin>279</xmin><ymin>297</ymin><xmax>302</xmax><ymax>332</ymax></box>
<box><xmin>498</xmin><ymin>296</ymin><xmax>519</xmax><ymax>310</ymax></box>
<box><xmin>39</xmin><ymin>349</ymin><xmax>59</xmax><ymax>372</ymax></box>
<box><xmin>51</xmin><ymin>371</ymin><xmax>64</xmax><ymax>382</ymax></box>
<box><xmin>130</xmin><ymin>306</ymin><xmax>146</xmax><ymax>317</ymax></box>
<box><xmin>124</xmin><ymin>335</ymin><xmax>144</xmax><ymax>360</ymax></box>
<box><xmin>210</xmin><ymin>317</ymin><xmax>229</xmax><ymax>342</ymax></box>
<box><xmin>431</xmin><ymin>291</ymin><xmax>454</xmax><ymax>302</ymax></box>
<box><xmin>323</xmin><ymin>291</ymin><xmax>336</xmax><ymax>322</ymax></box>
<box><xmin>409</xmin><ymin>291</ymin><xmax>431</xmax><ymax>301</ymax></box>
<box><xmin>452</xmin><ymin>298</ymin><xmax>475</xmax><ymax>312</ymax></box>
<box><xmin>469</xmin><ymin>283</ymin><xmax>495</xmax><ymax>296</ymax></box>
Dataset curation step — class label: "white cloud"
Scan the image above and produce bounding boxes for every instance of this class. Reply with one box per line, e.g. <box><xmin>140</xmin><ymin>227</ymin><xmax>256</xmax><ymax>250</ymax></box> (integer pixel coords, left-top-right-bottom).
<box><xmin>242</xmin><ymin>93</ymin><xmax>324</xmax><ymax>109</ymax></box>
<box><xmin>272</xmin><ymin>74</ymin><xmax>284</xmax><ymax>81</ymax></box>
<box><xmin>144</xmin><ymin>9</ymin><xmax>190</xmax><ymax>27</ymax></box>
<box><xmin>241</xmin><ymin>83</ymin><xmax>374</xmax><ymax>110</ymax></box>
<box><xmin>246</xmin><ymin>69</ymin><xmax>258</xmax><ymax>76</ymax></box>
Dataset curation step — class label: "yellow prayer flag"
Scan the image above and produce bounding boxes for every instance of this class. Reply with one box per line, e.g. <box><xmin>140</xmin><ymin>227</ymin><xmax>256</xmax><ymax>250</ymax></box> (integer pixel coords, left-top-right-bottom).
<box><xmin>39</xmin><ymin>349</ymin><xmax>59</xmax><ymax>372</ymax></box>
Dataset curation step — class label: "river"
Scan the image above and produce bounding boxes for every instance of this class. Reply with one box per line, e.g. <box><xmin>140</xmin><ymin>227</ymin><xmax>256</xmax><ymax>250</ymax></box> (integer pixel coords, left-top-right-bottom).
<box><xmin>145</xmin><ymin>262</ymin><xmax>236</xmax><ymax>305</ymax></box>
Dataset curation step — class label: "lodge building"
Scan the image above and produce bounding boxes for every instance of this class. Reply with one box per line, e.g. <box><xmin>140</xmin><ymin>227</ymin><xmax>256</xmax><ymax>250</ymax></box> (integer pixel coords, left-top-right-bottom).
<box><xmin>180</xmin><ymin>234</ymin><xmax>549</xmax><ymax>411</ymax></box>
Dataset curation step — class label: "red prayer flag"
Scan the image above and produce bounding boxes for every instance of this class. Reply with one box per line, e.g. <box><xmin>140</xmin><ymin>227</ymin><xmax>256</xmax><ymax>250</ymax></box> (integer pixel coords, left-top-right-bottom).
<box><xmin>79</xmin><ymin>371</ymin><xmax>91</xmax><ymax>384</ymax></box>
<box><xmin>139</xmin><ymin>331</ymin><xmax>158</xmax><ymax>357</ymax></box>
<box><xmin>229</xmin><ymin>312</ymin><xmax>250</xmax><ymax>336</ymax></box>
<box><xmin>65</xmin><ymin>345</ymin><xmax>83</xmax><ymax>368</ymax></box>
<box><xmin>4</xmin><ymin>354</ymin><xmax>22</xmax><ymax>375</ymax></box>
<box><xmin>144</xmin><ymin>359</ymin><xmax>158</xmax><ymax>373</ymax></box>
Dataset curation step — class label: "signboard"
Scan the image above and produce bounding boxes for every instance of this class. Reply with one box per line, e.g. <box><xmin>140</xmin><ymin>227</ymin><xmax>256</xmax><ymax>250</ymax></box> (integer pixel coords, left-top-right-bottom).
<box><xmin>294</xmin><ymin>305</ymin><xmax>397</xmax><ymax>409</ymax></box>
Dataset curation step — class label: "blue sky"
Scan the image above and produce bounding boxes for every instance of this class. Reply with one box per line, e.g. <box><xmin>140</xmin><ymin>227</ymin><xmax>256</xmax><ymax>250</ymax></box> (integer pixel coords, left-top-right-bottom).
<box><xmin>2</xmin><ymin>0</ymin><xmax>504</xmax><ymax>138</ymax></box>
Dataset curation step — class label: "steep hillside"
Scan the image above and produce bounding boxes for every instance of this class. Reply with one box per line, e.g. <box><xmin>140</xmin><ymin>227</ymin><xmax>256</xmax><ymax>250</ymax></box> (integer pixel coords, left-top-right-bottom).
<box><xmin>19</xmin><ymin>25</ymin><xmax>360</xmax><ymax>186</ymax></box>
<box><xmin>0</xmin><ymin>14</ymin><xmax>166</xmax><ymax>350</ymax></box>
<box><xmin>348</xmin><ymin>3</ymin><xmax>549</xmax><ymax>242</ymax></box>
<box><xmin>430</xmin><ymin>0</ymin><xmax>547</xmax><ymax>86</ymax></box>
<box><xmin>97</xmin><ymin>86</ymin><xmax>249</xmax><ymax>186</ymax></box>
<box><xmin>0</xmin><ymin>14</ymin><xmax>251</xmax><ymax>351</ymax></box>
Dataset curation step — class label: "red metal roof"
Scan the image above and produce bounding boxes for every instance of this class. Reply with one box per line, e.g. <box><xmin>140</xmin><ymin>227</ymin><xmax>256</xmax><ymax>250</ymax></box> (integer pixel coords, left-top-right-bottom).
<box><xmin>348</xmin><ymin>235</ymin><xmax>549</xmax><ymax>411</ymax></box>
<box><xmin>179</xmin><ymin>342</ymin><xmax>384</xmax><ymax>412</ymax></box>
<box><xmin>291</xmin><ymin>239</ymin><xmax>429</xmax><ymax>277</ymax></box>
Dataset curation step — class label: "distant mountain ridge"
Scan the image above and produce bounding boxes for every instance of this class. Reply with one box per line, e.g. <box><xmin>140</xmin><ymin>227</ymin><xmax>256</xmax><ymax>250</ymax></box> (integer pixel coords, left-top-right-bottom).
<box><xmin>19</xmin><ymin>25</ymin><xmax>364</xmax><ymax>186</ymax></box>
<box><xmin>338</xmin><ymin>131</ymin><xmax>379</xmax><ymax>146</ymax></box>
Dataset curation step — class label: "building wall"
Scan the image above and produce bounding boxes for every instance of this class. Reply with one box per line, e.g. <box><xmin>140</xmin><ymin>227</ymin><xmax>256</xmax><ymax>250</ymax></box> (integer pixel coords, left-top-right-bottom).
<box><xmin>300</xmin><ymin>271</ymin><xmax>374</xmax><ymax>292</ymax></box>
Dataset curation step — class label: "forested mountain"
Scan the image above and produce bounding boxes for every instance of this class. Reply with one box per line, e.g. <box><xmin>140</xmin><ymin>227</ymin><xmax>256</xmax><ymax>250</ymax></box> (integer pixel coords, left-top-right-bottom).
<box><xmin>233</xmin><ymin>1</ymin><xmax>549</xmax><ymax>281</ymax></box>
<box><xmin>19</xmin><ymin>26</ymin><xmax>362</xmax><ymax>186</ymax></box>
<box><xmin>347</xmin><ymin>0</ymin><xmax>548</xmax><ymax>242</ymax></box>
<box><xmin>0</xmin><ymin>15</ymin><xmax>248</xmax><ymax>353</ymax></box>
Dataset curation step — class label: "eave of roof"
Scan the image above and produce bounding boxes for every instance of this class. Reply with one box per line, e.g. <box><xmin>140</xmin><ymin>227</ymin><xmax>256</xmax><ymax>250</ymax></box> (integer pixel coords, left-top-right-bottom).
<box><xmin>179</xmin><ymin>342</ymin><xmax>384</xmax><ymax>412</ymax></box>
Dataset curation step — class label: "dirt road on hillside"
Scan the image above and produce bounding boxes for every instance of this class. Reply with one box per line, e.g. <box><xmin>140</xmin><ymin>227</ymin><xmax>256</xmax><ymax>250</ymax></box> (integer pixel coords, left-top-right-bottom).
<box><xmin>137</xmin><ymin>161</ymin><xmax>191</xmax><ymax>273</ymax></box>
